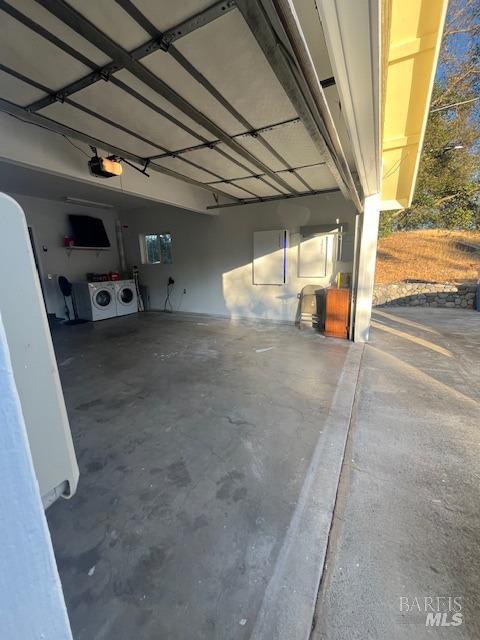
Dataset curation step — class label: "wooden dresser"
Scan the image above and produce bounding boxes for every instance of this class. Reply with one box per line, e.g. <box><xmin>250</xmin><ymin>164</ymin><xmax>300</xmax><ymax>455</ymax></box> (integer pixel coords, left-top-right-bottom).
<box><xmin>324</xmin><ymin>288</ymin><xmax>351</xmax><ymax>339</ymax></box>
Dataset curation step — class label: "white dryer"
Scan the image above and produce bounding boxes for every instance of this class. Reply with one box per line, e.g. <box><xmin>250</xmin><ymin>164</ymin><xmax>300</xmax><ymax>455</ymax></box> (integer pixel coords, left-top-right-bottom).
<box><xmin>114</xmin><ymin>279</ymin><xmax>138</xmax><ymax>316</ymax></box>
<box><xmin>72</xmin><ymin>282</ymin><xmax>117</xmax><ymax>321</ymax></box>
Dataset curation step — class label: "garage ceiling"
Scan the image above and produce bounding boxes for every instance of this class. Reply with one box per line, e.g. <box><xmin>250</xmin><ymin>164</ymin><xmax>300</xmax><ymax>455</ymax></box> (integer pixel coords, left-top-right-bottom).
<box><xmin>0</xmin><ymin>0</ymin><xmax>360</xmax><ymax>208</ymax></box>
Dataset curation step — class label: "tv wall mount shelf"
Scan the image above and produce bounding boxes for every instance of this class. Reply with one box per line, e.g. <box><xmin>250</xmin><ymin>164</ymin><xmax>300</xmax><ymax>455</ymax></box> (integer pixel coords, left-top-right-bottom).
<box><xmin>65</xmin><ymin>246</ymin><xmax>111</xmax><ymax>257</ymax></box>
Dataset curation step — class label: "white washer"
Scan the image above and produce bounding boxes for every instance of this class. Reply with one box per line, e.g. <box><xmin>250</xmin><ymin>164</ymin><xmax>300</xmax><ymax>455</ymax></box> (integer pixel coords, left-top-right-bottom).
<box><xmin>114</xmin><ymin>279</ymin><xmax>138</xmax><ymax>316</ymax></box>
<box><xmin>72</xmin><ymin>282</ymin><xmax>117</xmax><ymax>321</ymax></box>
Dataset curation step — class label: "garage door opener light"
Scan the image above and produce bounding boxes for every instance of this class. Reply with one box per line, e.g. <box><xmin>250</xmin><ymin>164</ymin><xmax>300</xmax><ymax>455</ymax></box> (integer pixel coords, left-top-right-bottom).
<box><xmin>88</xmin><ymin>148</ymin><xmax>123</xmax><ymax>178</ymax></box>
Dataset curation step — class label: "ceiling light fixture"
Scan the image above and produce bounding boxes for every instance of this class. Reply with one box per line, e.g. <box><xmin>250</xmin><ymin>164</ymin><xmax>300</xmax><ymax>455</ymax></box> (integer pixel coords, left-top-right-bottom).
<box><xmin>65</xmin><ymin>196</ymin><xmax>114</xmax><ymax>209</ymax></box>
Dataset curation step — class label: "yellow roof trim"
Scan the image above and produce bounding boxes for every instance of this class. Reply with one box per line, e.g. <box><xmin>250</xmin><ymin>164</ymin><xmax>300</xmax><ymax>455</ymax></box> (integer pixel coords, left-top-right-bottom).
<box><xmin>380</xmin><ymin>0</ymin><xmax>448</xmax><ymax>211</ymax></box>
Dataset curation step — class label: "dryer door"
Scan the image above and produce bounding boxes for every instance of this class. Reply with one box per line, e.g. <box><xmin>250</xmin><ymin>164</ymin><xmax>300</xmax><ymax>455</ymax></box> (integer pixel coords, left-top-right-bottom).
<box><xmin>117</xmin><ymin>285</ymin><xmax>134</xmax><ymax>307</ymax></box>
<box><xmin>93</xmin><ymin>288</ymin><xmax>113</xmax><ymax>309</ymax></box>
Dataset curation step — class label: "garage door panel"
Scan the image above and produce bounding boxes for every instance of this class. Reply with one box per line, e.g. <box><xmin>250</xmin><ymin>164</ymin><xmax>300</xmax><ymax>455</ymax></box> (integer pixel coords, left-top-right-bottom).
<box><xmin>154</xmin><ymin>156</ymin><xmax>219</xmax><ymax>183</ymax></box>
<box><xmin>0</xmin><ymin>10</ymin><xmax>92</xmax><ymax>92</ymax></box>
<box><xmin>183</xmin><ymin>147</ymin><xmax>254</xmax><ymax>180</ymax></box>
<box><xmin>0</xmin><ymin>70</ymin><xmax>46</xmax><ymax>106</ymax></box>
<box><xmin>11</xmin><ymin>0</ymin><xmax>110</xmax><ymax>67</ymax></box>
<box><xmin>65</xmin><ymin>0</ymin><xmax>149</xmax><ymax>51</ymax></box>
<box><xmin>141</xmin><ymin>51</ymin><xmax>243</xmax><ymax>136</ymax></box>
<box><xmin>175</xmin><ymin>9</ymin><xmax>297</xmax><ymax>130</ymax></box>
<box><xmin>72</xmin><ymin>81</ymin><xmax>200</xmax><ymax>152</ymax></box>
<box><xmin>212</xmin><ymin>182</ymin><xmax>257</xmax><ymax>199</ymax></box>
<box><xmin>276</xmin><ymin>170</ymin><xmax>311</xmax><ymax>193</ymax></box>
<box><xmin>132</xmin><ymin>0</ymin><xmax>216</xmax><ymax>34</ymax></box>
<box><xmin>214</xmin><ymin>143</ymin><xmax>262</xmax><ymax>176</ymax></box>
<box><xmin>0</xmin><ymin>0</ymin><xmax>337</xmax><ymax>203</ymax></box>
<box><xmin>296</xmin><ymin>165</ymin><xmax>337</xmax><ymax>191</ymax></box>
<box><xmin>235</xmin><ymin>136</ymin><xmax>287</xmax><ymax>172</ymax></box>
<box><xmin>230</xmin><ymin>178</ymin><xmax>281</xmax><ymax>198</ymax></box>
<box><xmin>260</xmin><ymin>121</ymin><xmax>323</xmax><ymax>168</ymax></box>
<box><xmin>261</xmin><ymin>176</ymin><xmax>290</xmax><ymax>195</ymax></box>
<box><xmin>40</xmin><ymin>102</ymin><xmax>161</xmax><ymax>157</ymax></box>
<box><xmin>115</xmin><ymin>70</ymin><xmax>214</xmax><ymax>143</ymax></box>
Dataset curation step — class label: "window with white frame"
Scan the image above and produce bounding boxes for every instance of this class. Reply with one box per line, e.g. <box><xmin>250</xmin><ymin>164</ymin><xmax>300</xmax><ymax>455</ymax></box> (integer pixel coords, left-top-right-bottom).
<box><xmin>139</xmin><ymin>233</ymin><xmax>173</xmax><ymax>265</ymax></box>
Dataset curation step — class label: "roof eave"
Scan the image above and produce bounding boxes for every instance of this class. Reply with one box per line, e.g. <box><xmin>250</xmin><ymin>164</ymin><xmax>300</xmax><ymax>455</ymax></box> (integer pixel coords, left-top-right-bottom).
<box><xmin>380</xmin><ymin>0</ymin><xmax>449</xmax><ymax>211</ymax></box>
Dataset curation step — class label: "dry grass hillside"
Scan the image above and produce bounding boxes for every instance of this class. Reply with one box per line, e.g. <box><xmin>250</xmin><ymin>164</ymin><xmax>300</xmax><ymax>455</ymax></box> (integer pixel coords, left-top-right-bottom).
<box><xmin>375</xmin><ymin>229</ymin><xmax>480</xmax><ymax>284</ymax></box>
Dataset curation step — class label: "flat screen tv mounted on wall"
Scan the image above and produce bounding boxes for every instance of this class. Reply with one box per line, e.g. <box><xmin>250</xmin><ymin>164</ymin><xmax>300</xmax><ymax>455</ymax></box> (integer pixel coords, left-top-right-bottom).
<box><xmin>68</xmin><ymin>215</ymin><xmax>111</xmax><ymax>248</ymax></box>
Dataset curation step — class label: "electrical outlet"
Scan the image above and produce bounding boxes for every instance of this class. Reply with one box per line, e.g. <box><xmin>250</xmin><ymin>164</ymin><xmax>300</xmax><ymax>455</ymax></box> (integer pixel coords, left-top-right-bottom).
<box><xmin>183</xmin><ymin>288</ymin><xmax>187</xmax><ymax>294</ymax></box>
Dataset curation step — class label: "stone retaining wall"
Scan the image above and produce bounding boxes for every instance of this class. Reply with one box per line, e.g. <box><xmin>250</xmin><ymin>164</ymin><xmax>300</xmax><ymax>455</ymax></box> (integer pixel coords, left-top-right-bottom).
<box><xmin>373</xmin><ymin>282</ymin><xmax>477</xmax><ymax>308</ymax></box>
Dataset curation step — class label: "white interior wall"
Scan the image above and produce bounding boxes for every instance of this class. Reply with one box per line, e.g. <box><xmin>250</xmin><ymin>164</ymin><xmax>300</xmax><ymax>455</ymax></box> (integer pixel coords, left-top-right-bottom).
<box><xmin>123</xmin><ymin>192</ymin><xmax>356</xmax><ymax>323</ymax></box>
<box><xmin>11</xmin><ymin>193</ymin><xmax>121</xmax><ymax>318</ymax></box>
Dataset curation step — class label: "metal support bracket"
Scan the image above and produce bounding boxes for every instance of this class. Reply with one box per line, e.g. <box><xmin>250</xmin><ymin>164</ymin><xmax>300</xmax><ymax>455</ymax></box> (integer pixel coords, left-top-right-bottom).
<box><xmin>121</xmin><ymin>157</ymin><xmax>151</xmax><ymax>177</ymax></box>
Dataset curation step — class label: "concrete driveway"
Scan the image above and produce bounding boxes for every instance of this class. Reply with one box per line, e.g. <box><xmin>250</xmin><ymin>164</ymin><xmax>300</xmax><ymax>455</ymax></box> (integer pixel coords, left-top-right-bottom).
<box><xmin>313</xmin><ymin>308</ymin><xmax>480</xmax><ymax>639</ymax></box>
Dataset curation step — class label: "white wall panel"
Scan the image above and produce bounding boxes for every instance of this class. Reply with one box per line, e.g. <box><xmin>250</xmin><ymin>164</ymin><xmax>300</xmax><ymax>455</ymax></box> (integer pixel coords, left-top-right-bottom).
<box><xmin>298</xmin><ymin>235</ymin><xmax>329</xmax><ymax>277</ymax></box>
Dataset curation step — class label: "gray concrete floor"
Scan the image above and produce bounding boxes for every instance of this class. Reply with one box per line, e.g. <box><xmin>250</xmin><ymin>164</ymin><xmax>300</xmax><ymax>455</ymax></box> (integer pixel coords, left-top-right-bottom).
<box><xmin>312</xmin><ymin>308</ymin><xmax>480</xmax><ymax>639</ymax></box>
<box><xmin>47</xmin><ymin>312</ymin><xmax>354</xmax><ymax>640</ymax></box>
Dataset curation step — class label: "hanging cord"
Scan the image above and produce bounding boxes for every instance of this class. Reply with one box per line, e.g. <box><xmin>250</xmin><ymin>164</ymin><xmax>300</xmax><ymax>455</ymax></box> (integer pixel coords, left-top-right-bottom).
<box><xmin>164</xmin><ymin>277</ymin><xmax>174</xmax><ymax>313</ymax></box>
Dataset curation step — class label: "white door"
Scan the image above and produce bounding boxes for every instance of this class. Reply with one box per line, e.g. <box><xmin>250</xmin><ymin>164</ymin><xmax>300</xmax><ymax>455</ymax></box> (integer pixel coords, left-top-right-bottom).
<box><xmin>0</xmin><ymin>194</ymin><xmax>79</xmax><ymax>507</ymax></box>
